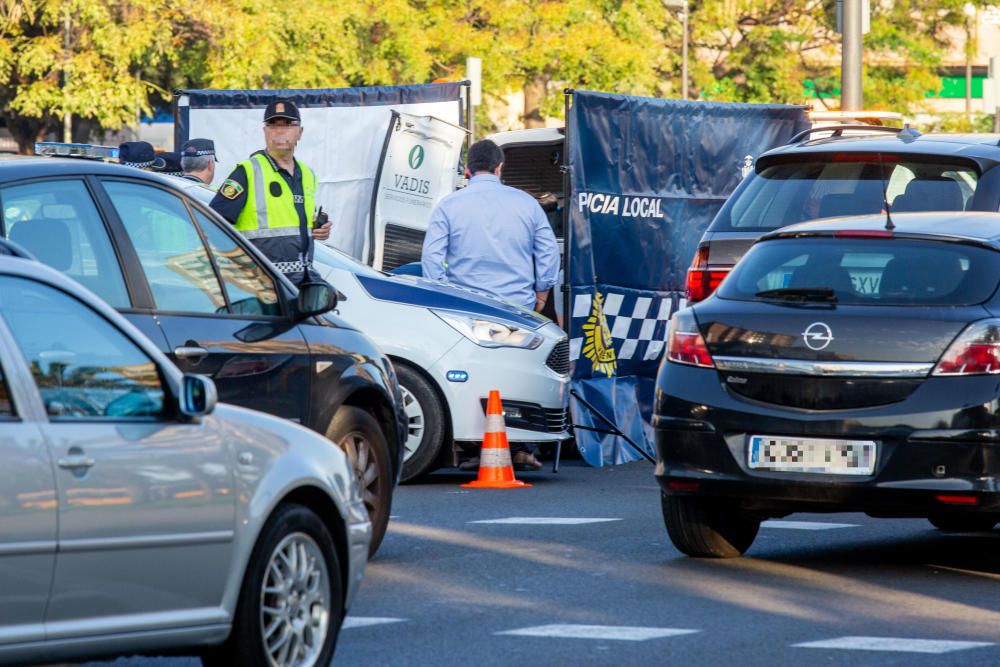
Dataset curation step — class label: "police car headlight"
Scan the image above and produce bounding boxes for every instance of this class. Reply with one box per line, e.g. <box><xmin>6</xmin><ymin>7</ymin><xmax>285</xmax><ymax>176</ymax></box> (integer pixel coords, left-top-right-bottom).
<box><xmin>433</xmin><ymin>311</ymin><xmax>543</xmax><ymax>350</ymax></box>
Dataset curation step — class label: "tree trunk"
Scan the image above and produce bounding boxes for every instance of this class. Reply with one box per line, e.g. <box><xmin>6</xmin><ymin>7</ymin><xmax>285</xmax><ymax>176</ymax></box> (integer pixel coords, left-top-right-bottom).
<box><xmin>3</xmin><ymin>113</ymin><xmax>52</xmax><ymax>154</ymax></box>
<box><xmin>523</xmin><ymin>76</ymin><xmax>547</xmax><ymax>128</ymax></box>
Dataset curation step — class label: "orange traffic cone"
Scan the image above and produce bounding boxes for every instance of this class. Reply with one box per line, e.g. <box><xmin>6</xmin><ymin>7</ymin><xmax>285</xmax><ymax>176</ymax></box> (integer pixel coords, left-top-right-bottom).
<box><xmin>461</xmin><ymin>390</ymin><xmax>531</xmax><ymax>489</ymax></box>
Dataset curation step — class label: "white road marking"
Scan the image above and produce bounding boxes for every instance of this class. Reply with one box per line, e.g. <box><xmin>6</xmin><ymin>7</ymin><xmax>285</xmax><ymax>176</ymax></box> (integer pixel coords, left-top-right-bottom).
<box><xmin>342</xmin><ymin>617</ymin><xmax>406</xmax><ymax>629</ymax></box>
<box><xmin>761</xmin><ymin>520</ymin><xmax>858</xmax><ymax>530</ymax></box>
<box><xmin>497</xmin><ymin>624</ymin><xmax>699</xmax><ymax>641</ymax></box>
<box><xmin>469</xmin><ymin>517</ymin><xmax>622</xmax><ymax>525</ymax></box>
<box><xmin>794</xmin><ymin>636</ymin><xmax>994</xmax><ymax>654</ymax></box>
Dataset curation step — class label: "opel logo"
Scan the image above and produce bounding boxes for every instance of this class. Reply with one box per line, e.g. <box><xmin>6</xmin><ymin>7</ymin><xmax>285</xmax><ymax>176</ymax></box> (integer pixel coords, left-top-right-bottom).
<box><xmin>802</xmin><ymin>322</ymin><xmax>834</xmax><ymax>351</ymax></box>
<box><xmin>408</xmin><ymin>145</ymin><xmax>425</xmax><ymax>170</ymax></box>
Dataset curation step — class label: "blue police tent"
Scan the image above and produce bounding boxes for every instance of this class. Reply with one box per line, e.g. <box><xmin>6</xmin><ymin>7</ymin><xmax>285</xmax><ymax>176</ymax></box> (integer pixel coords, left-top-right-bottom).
<box><xmin>564</xmin><ymin>91</ymin><xmax>809</xmax><ymax>466</ymax></box>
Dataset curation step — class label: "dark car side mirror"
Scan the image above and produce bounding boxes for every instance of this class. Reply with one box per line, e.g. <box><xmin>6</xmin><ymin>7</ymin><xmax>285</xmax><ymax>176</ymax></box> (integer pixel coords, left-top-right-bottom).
<box><xmin>295</xmin><ymin>281</ymin><xmax>338</xmax><ymax>320</ymax></box>
<box><xmin>179</xmin><ymin>374</ymin><xmax>217</xmax><ymax>418</ymax></box>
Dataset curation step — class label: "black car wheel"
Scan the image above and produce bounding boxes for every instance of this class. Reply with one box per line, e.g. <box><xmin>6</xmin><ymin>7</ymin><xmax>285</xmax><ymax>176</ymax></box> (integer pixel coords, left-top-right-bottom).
<box><xmin>928</xmin><ymin>514</ymin><xmax>998</xmax><ymax>532</ymax></box>
<box><xmin>395</xmin><ymin>363</ymin><xmax>446</xmax><ymax>483</ymax></box>
<box><xmin>327</xmin><ymin>406</ymin><xmax>392</xmax><ymax>557</ymax></box>
<box><xmin>661</xmin><ymin>492</ymin><xmax>760</xmax><ymax>558</ymax></box>
<box><xmin>201</xmin><ymin>504</ymin><xmax>343</xmax><ymax>667</ymax></box>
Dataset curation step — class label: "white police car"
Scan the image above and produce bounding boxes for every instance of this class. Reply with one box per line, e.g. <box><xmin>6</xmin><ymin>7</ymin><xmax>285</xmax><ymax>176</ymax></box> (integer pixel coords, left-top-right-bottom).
<box><xmin>176</xmin><ymin>179</ymin><xmax>571</xmax><ymax>481</ymax></box>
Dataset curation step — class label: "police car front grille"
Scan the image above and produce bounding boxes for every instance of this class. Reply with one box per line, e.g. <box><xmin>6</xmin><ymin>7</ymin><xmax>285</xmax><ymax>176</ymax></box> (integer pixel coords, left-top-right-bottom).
<box><xmin>382</xmin><ymin>224</ymin><xmax>425</xmax><ymax>271</ymax></box>
<box><xmin>546</xmin><ymin>338</ymin><xmax>570</xmax><ymax>375</ymax></box>
<box><xmin>480</xmin><ymin>399</ymin><xmax>570</xmax><ymax>435</ymax></box>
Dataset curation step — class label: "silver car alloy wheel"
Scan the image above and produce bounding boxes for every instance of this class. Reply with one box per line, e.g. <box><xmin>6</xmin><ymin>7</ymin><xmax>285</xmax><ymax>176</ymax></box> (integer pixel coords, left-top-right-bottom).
<box><xmin>340</xmin><ymin>431</ymin><xmax>382</xmax><ymax>514</ymax></box>
<box><xmin>260</xmin><ymin>531</ymin><xmax>331</xmax><ymax>667</ymax></box>
<box><xmin>399</xmin><ymin>384</ymin><xmax>426</xmax><ymax>462</ymax></box>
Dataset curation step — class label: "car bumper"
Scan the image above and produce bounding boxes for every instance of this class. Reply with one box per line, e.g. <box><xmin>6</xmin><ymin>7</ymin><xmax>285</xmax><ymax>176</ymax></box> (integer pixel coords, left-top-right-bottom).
<box><xmin>344</xmin><ymin>498</ymin><xmax>372</xmax><ymax>608</ymax></box>
<box><xmin>654</xmin><ymin>362</ymin><xmax>1000</xmax><ymax>516</ymax></box>
<box><xmin>429</xmin><ymin>323</ymin><xmax>571</xmax><ymax>443</ymax></box>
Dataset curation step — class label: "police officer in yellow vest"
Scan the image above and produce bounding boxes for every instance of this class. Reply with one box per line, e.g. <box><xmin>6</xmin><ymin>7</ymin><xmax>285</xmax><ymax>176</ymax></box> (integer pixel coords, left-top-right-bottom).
<box><xmin>209</xmin><ymin>99</ymin><xmax>331</xmax><ymax>282</ymax></box>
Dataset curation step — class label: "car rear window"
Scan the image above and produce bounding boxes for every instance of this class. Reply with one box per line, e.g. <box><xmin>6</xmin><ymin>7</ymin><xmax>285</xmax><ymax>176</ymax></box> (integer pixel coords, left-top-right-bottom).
<box><xmin>717</xmin><ymin>237</ymin><xmax>1000</xmax><ymax>306</ymax></box>
<box><xmin>711</xmin><ymin>157</ymin><xmax>980</xmax><ymax>231</ymax></box>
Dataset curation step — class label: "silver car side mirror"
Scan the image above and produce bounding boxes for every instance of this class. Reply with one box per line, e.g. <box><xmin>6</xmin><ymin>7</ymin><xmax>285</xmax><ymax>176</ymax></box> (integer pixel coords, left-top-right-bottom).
<box><xmin>180</xmin><ymin>374</ymin><xmax>217</xmax><ymax>417</ymax></box>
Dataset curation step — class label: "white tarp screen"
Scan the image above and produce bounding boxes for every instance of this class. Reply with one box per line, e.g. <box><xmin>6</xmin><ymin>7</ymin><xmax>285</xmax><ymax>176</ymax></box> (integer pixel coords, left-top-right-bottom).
<box><xmin>181</xmin><ymin>95</ymin><xmax>461</xmax><ymax>259</ymax></box>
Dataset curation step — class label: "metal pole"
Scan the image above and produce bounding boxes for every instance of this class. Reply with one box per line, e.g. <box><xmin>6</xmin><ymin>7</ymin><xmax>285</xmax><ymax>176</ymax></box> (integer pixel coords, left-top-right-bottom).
<box><xmin>63</xmin><ymin>9</ymin><xmax>71</xmax><ymax>142</ymax></box>
<box><xmin>841</xmin><ymin>0</ymin><xmax>863</xmax><ymax>111</ymax></box>
<box><xmin>681</xmin><ymin>1</ymin><xmax>689</xmax><ymax>100</ymax></box>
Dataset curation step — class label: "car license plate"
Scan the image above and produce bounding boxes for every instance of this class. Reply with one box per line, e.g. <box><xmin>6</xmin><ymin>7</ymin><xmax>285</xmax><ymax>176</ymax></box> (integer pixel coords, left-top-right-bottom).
<box><xmin>748</xmin><ymin>435</ymin><xmax>876</xmax><ymax>475</ymax></box>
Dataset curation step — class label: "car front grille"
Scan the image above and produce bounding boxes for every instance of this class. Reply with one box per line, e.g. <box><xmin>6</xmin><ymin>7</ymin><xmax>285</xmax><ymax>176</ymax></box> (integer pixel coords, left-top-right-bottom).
<box><xmin>480</xmin><ymin>399</ymin><xmax>570</xmax><ymax>434</ymax></box>
<box><xmin>546</xmin><ymin>338</ymin><xmax>570</xmax><ymax>375</ymax></box>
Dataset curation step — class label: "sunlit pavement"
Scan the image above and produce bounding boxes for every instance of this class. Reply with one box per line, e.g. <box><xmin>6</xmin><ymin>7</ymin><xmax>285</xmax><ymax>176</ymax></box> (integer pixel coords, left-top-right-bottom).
<box><xmin>75</xmin><ymin>459</ymin><xmax>1000</xmax><ymax>667</ymax></box>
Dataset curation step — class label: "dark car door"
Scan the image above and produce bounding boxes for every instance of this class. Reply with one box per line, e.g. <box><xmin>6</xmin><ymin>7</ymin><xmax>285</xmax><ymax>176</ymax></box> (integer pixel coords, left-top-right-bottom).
<box><xmin>98</xmin><ymin>179</ymin><xmax>312</xmax><ymax>423</ymax></box>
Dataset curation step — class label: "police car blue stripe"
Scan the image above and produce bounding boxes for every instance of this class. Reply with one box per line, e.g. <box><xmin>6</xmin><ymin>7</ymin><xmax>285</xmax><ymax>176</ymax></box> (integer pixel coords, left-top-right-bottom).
<box><xmin>356</xmin><ymin>275</ymin><xmax>546</xmax><ymax>330</ymax></box>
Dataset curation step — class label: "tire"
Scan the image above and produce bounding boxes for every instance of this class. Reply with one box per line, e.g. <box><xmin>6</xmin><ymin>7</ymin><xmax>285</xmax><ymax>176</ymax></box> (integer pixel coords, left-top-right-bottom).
<box><xmin>661</xmin><ymin>491</ymin><xmax>760</xmax><ymax>558</ymax></box>
<box><xmin>201</xmin><ymin>504</ymin><xmax>343</xmax><ymax>667</ymax></box>
<box><xmin>928</xmin><ymin>515</ymin><xmax>998</xmax><ymax>532</ymax></box>
<box><xmin>395</xmin><ymin>363</ymin><xmax>447</xmax><ymax>483</ymax></box>
<box><xmin>326</xmin><ymin>406</ymin><xmax>393</xmax><ymax>557</ymax></box>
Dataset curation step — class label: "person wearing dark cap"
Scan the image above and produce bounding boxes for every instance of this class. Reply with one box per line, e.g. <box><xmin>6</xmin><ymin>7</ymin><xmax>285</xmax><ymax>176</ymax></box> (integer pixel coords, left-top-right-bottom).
<box><xmin>209</xmin><ymin>99</ymin><xmax>331</xmax><ymax>282</ymax></box>
<box><xmin>151</xmin><ymin>151</ymin><xmax>183</xmax><ymax>177</ymax></box>
<box><xmin>118</xmin><ymin>141</ymin><xmax>166</xmax><ymax>170</ymax></box>
<box><xmin>180</xmin><ymin>138</ymin><xmax>216</xmax><ymax>185</ymax></box>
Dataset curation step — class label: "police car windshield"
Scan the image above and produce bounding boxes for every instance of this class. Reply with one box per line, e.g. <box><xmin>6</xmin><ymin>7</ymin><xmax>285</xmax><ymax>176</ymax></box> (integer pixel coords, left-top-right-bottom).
<box><xmin>711</xmin><ymin>157</ymin><xmax>979</xmax><ymax>231</ymax></box>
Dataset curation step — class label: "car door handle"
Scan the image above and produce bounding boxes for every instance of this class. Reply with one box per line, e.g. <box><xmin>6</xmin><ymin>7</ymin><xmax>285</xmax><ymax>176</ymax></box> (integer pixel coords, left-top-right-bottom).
<box><xmin>57</xmin><ymin>455</ymin><xmax>96</xmax><ymax>470</ymax></box>
<box><xmin>174</xmin><ymin>346</ymin><xmax>209</xmax><ymax>361</ymax></box>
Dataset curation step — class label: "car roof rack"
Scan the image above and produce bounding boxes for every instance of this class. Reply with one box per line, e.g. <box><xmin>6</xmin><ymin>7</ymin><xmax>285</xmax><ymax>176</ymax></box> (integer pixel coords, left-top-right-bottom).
<box><xmin>786</xmin><ymin>124</ymin><xmax>917</xmax><ymax>145</ymax></box>
<box><xmin>0</xmin><ymin>238</ymin><xmax>36</xmax><ymax>260</ymax></box>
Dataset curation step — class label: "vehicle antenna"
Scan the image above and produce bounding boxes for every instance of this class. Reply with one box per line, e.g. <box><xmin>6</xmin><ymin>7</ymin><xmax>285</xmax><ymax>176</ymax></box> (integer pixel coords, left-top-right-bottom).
<box><xmin>877</xmin><ymin>152</ymin><xmax>895</xmax><ymax>231</ymax></box>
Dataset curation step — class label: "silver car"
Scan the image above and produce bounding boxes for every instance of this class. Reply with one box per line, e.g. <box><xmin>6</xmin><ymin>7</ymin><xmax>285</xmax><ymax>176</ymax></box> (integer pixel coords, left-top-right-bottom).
<box><xmin>0</xmin><ymin>248</ymin><xmax>371</xmax><ymax>666</ymax></box>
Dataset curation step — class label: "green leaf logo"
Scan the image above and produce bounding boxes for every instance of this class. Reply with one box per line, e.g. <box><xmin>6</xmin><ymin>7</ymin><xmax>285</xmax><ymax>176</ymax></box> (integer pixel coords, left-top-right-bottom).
<box><xmin>408</xmin><ymin>145</ymin><xmax>425</xmax><ymax>170</ymax></box>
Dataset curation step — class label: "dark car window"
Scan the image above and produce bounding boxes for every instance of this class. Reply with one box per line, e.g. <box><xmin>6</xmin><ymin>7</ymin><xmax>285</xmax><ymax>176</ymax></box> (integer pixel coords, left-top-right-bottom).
<box><xmin>0</xmin><ymin>275</ymin><xmax>165</xmax><ymax>420</ymax></box>
<box><xmin>194</xmin><ymin>210</ymin><xmax>281</xmax><ymax>317</ymax></box>
<box><xmin>0</xmin><ymin>179</ymin><xmax>130</xmax><ymax>308</ymax></box>
<box><xmin>713</xmin><ymin>159</ymin><xmax>980</xmax><ymax>231</ymax></box>
<box><xmin>104</xmin><ymin>181</ymin><xmax>227</xmax><ymax>314</ymax></box>
<box><xmin>719</xmin><ymin>237</ymin><xmax>1000</xmax><ymax>306</ymax></box>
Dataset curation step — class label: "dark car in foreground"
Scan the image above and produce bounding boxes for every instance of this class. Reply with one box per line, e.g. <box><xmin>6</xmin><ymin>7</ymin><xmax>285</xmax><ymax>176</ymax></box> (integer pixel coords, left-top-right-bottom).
<box><xmin>686</xmin><ymin>127</ymin><xmax>1000</xmax><ymax>303</ymax></box>
<box><xmin>656</xmin><ymin>212</ymin><xmax>1000</xmax><ymax>557</ymax></box>
<box><xmin>0</xmin><ymin>156</ymin><xmax>405</xmax><ymax>555</ymax></box>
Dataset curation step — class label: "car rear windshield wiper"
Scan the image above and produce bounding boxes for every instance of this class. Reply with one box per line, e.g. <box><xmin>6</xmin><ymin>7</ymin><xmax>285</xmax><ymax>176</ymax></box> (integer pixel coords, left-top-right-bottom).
<box><xmin>754</xmin><ymin>287</ymin><xmax>838</xmax><ymax>303</ymax></box>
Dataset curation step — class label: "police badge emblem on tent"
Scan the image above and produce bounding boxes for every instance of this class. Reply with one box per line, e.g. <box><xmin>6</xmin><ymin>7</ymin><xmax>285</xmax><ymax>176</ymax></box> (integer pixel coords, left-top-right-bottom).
<box><xmin>581</xmin><ymin>292</ymin><xmax>616</xmax><ymax>377</ymax></box>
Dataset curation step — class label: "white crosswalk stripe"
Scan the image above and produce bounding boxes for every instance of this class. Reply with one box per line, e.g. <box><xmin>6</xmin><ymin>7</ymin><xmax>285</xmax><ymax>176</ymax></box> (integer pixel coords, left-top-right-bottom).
<box><xmin>497</xmin><ymin>624</ymin><xmax>698</xmax><ymax>641</ymax></box>
<box><xmin>469</xmin><ymin>517</ymin><xmax>622</xmax><ymax>525</ymax></box>
<box><xmin>761</xmin><ymin>520</ymin><xmax>858</xmax><ymax>530</ymax></box>
<box><xmin>794</xmin><ymin>636</ymin><xmax>994</xmax><ymax>654</ymax></box>
<box><xmin>342</xmin><ymin>617</ymin><xmax>407</xmax><ymax>629</ymax></box>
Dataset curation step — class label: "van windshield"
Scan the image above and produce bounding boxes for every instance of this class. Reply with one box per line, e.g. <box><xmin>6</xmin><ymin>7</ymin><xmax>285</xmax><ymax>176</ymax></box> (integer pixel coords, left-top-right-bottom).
<box><xmin>711</xmin><ymin>157</ymin><xmax>980</xmax><ymax>231</ymax></box>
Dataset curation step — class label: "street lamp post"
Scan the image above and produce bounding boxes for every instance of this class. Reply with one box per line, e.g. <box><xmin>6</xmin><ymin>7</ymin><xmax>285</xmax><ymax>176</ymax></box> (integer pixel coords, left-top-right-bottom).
<box><xmin>663</xmin><ymin>0</ymin><xmax>689</xmax><ymax>100</ymax></box>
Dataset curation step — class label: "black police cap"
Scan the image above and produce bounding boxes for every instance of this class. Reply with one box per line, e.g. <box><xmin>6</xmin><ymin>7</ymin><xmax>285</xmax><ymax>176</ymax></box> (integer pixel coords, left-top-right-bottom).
<box><xmin>181</xmin><ymin>138</ymin><xmax>217</xmax><ymax>162</ymax></box>
<box><xmin>118</xmin><ymin>141</ymin><xmax>165</xmax><ymax>169</ymax></box>
<box><xmin>264</xmin><ymin>99</ymin><xmax>301</xmax><ymax>124</ymax></box>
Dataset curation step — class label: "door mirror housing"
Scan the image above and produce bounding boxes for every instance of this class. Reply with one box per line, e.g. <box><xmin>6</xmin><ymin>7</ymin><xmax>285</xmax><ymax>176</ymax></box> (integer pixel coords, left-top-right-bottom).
<box><xmin>179</xmin><ymin>374</ymin><xmax>217</xmax><ymax>417</ymax></box>
<box><xmin>295</xmin><ymin>281</ymin><xmax>338</xmax><ymax>320</ymax></box>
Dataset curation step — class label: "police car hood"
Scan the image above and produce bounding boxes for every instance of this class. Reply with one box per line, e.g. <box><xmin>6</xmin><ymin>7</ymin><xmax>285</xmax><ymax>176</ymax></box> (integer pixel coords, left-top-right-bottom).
<box><xmin>356</xmin><ymin>274</ymin><xmax>549</xmax><ymax>330</ymax></box>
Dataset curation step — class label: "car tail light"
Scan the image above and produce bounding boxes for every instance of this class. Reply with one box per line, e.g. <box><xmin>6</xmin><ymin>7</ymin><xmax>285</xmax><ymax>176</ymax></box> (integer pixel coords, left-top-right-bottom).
<box><xmin>832</xmin><ymin>230</ymin><xmax>893</xmax><ymax>239</ymax></box>
<box><xmin>686</xmin><ymin>246</ymin><xmax>731</xmax><ymax>303</ymax></box>
<box><xmin>667</xmin><ymin>480</ymin><xmax>701</xmax><ymax>491</ymax></box>
<box><xmin>932</xmin><ymin>319</ymin><xmax>1000</xmax><ymax>376</ymax></box>
<box><xmin>935</xmin><ymin>494</ymin><xmax>979</xmax><ymax>506</ymax></box>
<box><xmin>667</xmin><ymin>310</ymin><xmax>715</xmax><ymax>368</ymax></box>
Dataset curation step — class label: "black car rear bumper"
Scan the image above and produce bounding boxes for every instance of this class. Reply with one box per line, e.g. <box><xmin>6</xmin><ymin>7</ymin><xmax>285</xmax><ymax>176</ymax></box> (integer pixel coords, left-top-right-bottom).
<box><xmin>654</xmin><ymin>363</ymin><xmax>1000</xmax><ymax>517</ymax></box>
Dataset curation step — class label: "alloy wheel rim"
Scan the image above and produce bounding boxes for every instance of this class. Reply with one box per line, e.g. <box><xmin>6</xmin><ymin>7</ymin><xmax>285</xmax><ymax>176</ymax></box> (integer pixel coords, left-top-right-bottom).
<box><xmin>260</xmin><ymin>531</ymin><xmax>331</xmax><ymax>667</ymax></box>
<box><xmin>399</xmin><ymin>385</ymin><xmax>426</xmax><ymax>462</ymax></box>
<box><xmin>340</xmin><ymin>431</ymin><xmax>383</xmax><ymax>516</ymax></box>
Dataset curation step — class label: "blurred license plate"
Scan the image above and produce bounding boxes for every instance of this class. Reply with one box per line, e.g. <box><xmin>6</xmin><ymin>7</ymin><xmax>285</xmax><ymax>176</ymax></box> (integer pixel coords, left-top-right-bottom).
<box><xmin>748</xmin><ymin>435</ymin><xmax>876</xmax><ymax>475</ymax></box>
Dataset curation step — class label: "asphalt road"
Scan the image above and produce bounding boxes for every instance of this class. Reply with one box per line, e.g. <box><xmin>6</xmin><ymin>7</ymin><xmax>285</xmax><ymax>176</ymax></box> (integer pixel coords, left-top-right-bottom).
<box><xmin>72</xmin><ymin>459</ymin><xmax>1000</xmax><ymax>667</ymax></box>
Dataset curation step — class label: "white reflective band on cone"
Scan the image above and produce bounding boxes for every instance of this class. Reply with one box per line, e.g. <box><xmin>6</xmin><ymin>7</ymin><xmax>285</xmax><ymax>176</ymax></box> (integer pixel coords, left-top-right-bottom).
<box><xmin>485</xmin><ymin>414</ymin><xmax>505</xmax><ymax>433</ymax></box>
<box><xmin>480</xmin><ymin>447</ymin><xmax>512</xmax><ymax>469</ymax></box>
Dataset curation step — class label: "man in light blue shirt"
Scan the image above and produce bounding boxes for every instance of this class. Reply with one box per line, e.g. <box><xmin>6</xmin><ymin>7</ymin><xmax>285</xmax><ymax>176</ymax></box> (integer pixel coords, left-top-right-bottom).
<box><xmin>422</xmin><ymin>139</ymin><xmax>559</xmax><ymax>313</ymax></box>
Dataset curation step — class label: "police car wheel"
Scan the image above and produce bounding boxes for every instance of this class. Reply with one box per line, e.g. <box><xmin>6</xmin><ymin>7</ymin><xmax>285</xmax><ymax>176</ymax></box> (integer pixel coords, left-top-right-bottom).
<box><xmin>395</xmin><ymin>363</ymin><xmax>446</xmax><ymax>484</ymax></box>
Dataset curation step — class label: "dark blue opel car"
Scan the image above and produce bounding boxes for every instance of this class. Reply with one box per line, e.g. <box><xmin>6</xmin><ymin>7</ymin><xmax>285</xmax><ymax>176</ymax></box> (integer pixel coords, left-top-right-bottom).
<box><xmin>656</xmin><ymin>212</ymin><xmax>1000</xmax><ymax>557</ymax></box>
